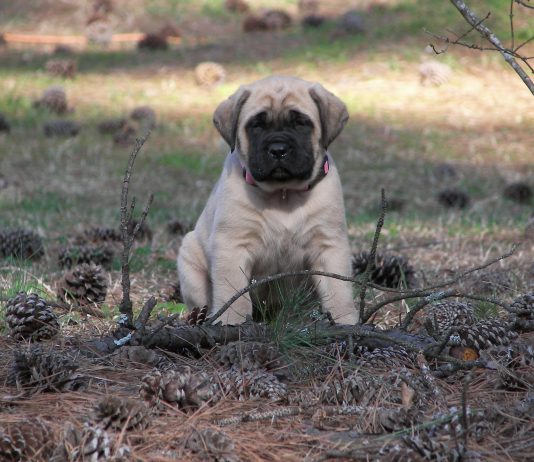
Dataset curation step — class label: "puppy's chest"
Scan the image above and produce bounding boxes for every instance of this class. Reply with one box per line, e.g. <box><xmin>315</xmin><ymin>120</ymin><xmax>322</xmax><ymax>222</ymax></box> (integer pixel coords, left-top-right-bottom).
<box><xmin>253</xmin><ymin>205</ymin><xmax>315</xmax><ymax>268</ymax></box>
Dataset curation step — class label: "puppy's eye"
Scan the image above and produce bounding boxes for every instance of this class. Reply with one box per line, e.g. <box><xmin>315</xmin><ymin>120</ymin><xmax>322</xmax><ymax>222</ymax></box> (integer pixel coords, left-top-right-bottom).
<box><xmin>290</xmin><ymin>111</ymin><xmax>312</xmax><ymax>128</ymax></box>
<box><xmin>249</xmin><ymin>113</ymin><xmax>267</xmax><ymax>129</ymax></box>
<box><xmin>295</xmin><ymin>118</ymin><xmax>312</xmax><ymax>127</ymax></box>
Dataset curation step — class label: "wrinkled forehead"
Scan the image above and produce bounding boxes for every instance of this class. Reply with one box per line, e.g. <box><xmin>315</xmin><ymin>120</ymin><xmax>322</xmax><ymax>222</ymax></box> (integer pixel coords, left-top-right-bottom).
<box><xmin>240</xmin><ymin>84</ymin><xmax>318</xmax><ymax>122</ymax></box>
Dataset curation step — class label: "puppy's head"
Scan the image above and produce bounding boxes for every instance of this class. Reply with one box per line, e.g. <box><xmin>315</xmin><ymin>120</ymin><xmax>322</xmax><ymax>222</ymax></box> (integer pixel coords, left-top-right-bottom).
<box><xmin>213</xmin><ymin>76</ymin><xmax>348</xmax><ymax>191</ymax></box>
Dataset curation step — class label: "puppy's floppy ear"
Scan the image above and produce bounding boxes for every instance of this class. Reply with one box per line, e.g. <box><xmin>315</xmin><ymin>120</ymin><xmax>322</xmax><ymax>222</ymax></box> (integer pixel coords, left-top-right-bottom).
<box><xmin>309</xmin><ymin>84</ymin><xmax>349</xmax><ymax>149</ymax></box>
<box><xmin>213</xmin><ymin>87</ymin><xmax>251</xmax><ymax>151</ymax></box>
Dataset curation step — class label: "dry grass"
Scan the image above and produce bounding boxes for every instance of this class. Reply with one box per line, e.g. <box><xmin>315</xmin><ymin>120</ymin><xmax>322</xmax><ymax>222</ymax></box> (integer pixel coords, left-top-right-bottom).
<box><xmin>0</xmin><ymin>1</ymin><xmax>533</xmax><ymax>460</ymax></box>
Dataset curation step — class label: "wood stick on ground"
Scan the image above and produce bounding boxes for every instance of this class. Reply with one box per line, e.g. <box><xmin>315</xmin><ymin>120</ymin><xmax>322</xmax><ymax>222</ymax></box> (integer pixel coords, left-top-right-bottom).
<box><xmin>118</xmin><ymin>133</ymin><xmax>153</xmax><ymax>327</ymax></box>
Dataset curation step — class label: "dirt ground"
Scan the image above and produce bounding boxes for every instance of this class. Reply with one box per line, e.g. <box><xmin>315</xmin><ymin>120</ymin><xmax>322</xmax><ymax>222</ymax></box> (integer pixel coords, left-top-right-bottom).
<box><xmin>0</xmin><ymin>1</ymin><xmax>533</xmax><ymax>461</ymax></box>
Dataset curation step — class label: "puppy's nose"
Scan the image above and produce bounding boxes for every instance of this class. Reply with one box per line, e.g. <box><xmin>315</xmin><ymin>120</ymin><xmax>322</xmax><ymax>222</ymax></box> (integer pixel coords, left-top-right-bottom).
<box><xmin>268</xmin><ymin>142</ymin><xmax>289</xmax><ymax>159</ymax></box>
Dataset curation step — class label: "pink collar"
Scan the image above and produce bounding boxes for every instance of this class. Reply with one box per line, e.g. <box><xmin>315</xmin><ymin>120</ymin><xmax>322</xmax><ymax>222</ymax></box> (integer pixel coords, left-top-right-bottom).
<box><xmin>239</xmin><ymin>154</ymin><xmax>330</xmax><ymax>191</ymax></box>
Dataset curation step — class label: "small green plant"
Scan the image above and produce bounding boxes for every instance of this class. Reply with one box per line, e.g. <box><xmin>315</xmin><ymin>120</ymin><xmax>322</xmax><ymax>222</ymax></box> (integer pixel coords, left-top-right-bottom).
<box><xmin>474</xmin><ymin>301</ymin><xmax>501</xmax><ymax>320</ymax></box>
<box><xmin>251</xmin><ymin>278</ymin><xmax>323</xmax><ymax>350</ymax></box>
<box><xmin>155</xmin><ymin>301</ymin><xmax>186</xmax><ymax>315</ymax></box>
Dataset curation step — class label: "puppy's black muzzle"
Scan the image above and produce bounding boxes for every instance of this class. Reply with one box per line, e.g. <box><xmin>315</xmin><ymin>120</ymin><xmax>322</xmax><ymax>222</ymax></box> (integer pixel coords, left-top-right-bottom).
<box><xmin>268</xmin><ymin>142</ymin><xmax>290</xmax><ymax>160</ymax></box>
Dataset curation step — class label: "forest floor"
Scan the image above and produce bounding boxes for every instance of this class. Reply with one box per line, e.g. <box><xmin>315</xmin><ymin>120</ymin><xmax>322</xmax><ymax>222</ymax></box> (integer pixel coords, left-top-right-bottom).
<box><xmin>0</xmin><ymin>1</ymin><xmax>533</xmax><ymax>461</ymax></box>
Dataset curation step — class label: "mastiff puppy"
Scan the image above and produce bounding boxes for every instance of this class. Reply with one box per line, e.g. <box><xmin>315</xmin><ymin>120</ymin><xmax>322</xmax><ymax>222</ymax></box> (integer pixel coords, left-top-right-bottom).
<box><xmin>178</xmin><ymin>75</ymin><xmax>357</xmax><ymax>325</ymax></box>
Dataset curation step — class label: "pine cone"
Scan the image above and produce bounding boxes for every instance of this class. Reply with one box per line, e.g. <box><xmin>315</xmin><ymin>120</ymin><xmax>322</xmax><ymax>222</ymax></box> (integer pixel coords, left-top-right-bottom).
<box><xmin>318</xmin><ymin>369</ymin><xmax>425</xmax><ymax>407</ymax></box>
<box><xmin>263</xmin><ymin>9</ymin><xmax>292</xmax><ymax>30</ymax></box>
<box><xmin>355</xmin><ymin>345</ymin><xmax>414</xmax><ymax>369</ymax></box>
<box><xmin>58</xmin><ymin>244</ymin><xmax>113</xmax><ymax>269</ymax></box>
<box><xmin>130</xmin><ymin>106</ymin><xmax>156</xmax><ymax>129</ymax></box>
<box><xmin>0</xmin><ymin>112</ymin><xmax>11</xmax><ymax>133</ymax></box>
<box><xmin>503</xmin><ymin>182</ymin><xmax>532</xmax><ymax>204</ymax></box>
<box><xmin>337</xmin><ymin>10</ymin><xmax>365</xmax><ymax>35</ymax></box>
<box><xmin>45</xmin><ymin>59</ymin><xmax>77</xmax><ymax>79</ymax></box>
<box><xmin>167</xmin><ymin>219</ymin><xmax>188</xmax><ymax>235</ymax></box>
<box><xmin>82</xmin><ymin>226</ymin><xmax>122</xmax><ymax>243</ymax></box>
<box><xmin>44</xmin><ymin>120</ymin><xmax>80</xmax><ymax>137</ymax></box>
<box><xmin>317</xmin><ymin>371</ymin><xmax>390</xmax><ymax>406</ymax></box>
<box><xmin>215</xmin><ymin>341</ymin><xmax>284</xmax><ymax>373</ymax></box>
<box><xmin>419</xmin><ymin>60</ymin><xmax>452</xmax><ymax>86</ymax></box>
<box><xmin>508</xmin><ymin>292</ymin><xmax>534</xmax><ymax>332</ymax></box>
<box><xmin>0</xmin><ymin>228</ymin><xmax>44</xmax><ymax>260</ymax></box>
<box><xmin>127</xmin><ymin>219</ymin><xmax>153</xmax><ymax>240</ymax></box>
<box><xmin>140</xmin><ymin>368</ymin><xmax>219</xmax><ymax>410</ymax></box>
<box><xmin>186</xmin><ymin>428</ymin><xmax>238</xmax><ymax>462</ymax></box>
<box><xmin>5</xmin><ymin>292</ymin><xmax>59</xmax><ymax>341</ymax></box>
<box><xmin>403</xmin><ymin>432</ymin><xmax>463</xmax><ymax>461</ymax></box>
<box><xmin>194</xmin><ymin>62</ymin><xmax>226</xmax><ymax>86</ymax></box>
<box><xmin>113</xmin><ymin>123</ymin><xmax>137</xmax><ymax>146</ymax></box>
<box><xmin>457</xmin><ymin>319</ymin><xmax>517</xmax><ymax>352</ymax></box>
<box><xmin>137</xmin><ymin>33</ymin><xmax>168</xmax><ymax>51</ymax></box>
<box><xmin>186</xmin><ymin>305</ymin><xmax>208</xmax><ymax>325</ymax></box>
<box><xmin>436</xmin><ymin>188</ymin><xmax>470</xmax><ymax>209</ymax></box>
<box><xmin>57</xmin><ymin>263</ymin><xmax>107</xmax><ymax>306</ymax></box>
<box><xmin>302</xmin><ymin>15</ymin><xmax>325</xmax><ymax>28</ymax></box>
<box><xmin>243</xmin><ymin>15</ymin><xmax>269</xmax><ymax>32</ymax></box>
<box><xmin>51</xmin><ymin>423</ymin><xmax>112</xmax><ymax>462</ymax></box>
<box><xmin>219</xmin><ymin>366</ymin><xmax>288</xmax><ymax>401</ymax></box>
<box><xmin>0</xmin><ymin>418</ymin><xmax>55</xmax><ymax>461</ymax></box>
<box><xmin>352</xmin><ymin>251</ymin><xmax>415</xmax><ymax>288</ymax></box>
<box><xmin>53</xmin><ymin>44</ymin><xmax>74</xmax><ymax>56</ymax></box>
<box><xmin>425</xmin><ymin>300</ymin><xmax>476</xmax><ymax>332</ymax></box>
<box><xmin>8</xmin><ymin>346</ymin><xmax>84</xmax><ymax>393</ymax></box>
<box><xmin>94</xmin><ymin>396</ymin><xmax>151</xmax><ymax>431</ymax></box>
<box><xmin>97</xmin><ymin>117</ymin><xmax>127</xmax><ymax>135</ymax></box>
<box><xmin>34</xmin><ymin>85</ymin><xmax>68</xmax><ymax>114</ymax></box>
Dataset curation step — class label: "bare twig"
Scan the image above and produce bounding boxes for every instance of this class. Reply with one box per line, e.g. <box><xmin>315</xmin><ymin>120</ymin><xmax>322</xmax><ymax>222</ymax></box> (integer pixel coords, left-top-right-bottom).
<box><xmin>358</xmin><ymin>189</ymin><xmax>387</xmax><ymax>321</ymax></box>
<box><xmin>206</xmin><ymin>269</ymin><xmax>356</xmax><ymax>325</ymax></box>
<box><xmin>510</xmin><ymin>0</ymin><xmax>516</xmax><ymax>51</ymax></box>
<box><xmin>134</xmin><ymin>296</ymin><xmax>157</xmax><ymax>331</ymax></box>
<box><xmin>447</xmin><ymin>0</ymin><xmax>534</xmax><ymax>95</ymax></box>
<box><xmin>118</xmin><ymin>133</ymin><xmax>152</xmax><ymax>327</ymax></box>
<box><xmin>363</xmin><ymin>244</ymin><xmax>517</xmax><ymax>323</ymax></box>
<box><xmin>207</xmin><ymin>245</ymin><xmax>516</xmax><ymax>327</ymax></box>
<box><xmin>515</xmin><ymin>0</ymin><xmax>534</xmax><ymax>10</ymax></box>
<box><xmin>400</xmin><ymin>288</ymin><xmax>458</xmax><ymax>329</ymax></box>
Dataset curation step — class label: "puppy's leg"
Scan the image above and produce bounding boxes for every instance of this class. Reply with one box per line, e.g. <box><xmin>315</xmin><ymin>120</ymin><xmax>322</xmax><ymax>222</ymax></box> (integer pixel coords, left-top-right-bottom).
<box><xmin>211</xmin><ymin>245</ymin><xmax>253</xmax><ymax>325</ymax></box>
<box><xmin>312</xmin><ymin>243</ymin><xmax>358</xmax><ymax>324</ymax></box>
<box><xmin>177</xmin><ymin>232</ymin><xmax>210</xmax><ymax>309</ymax></box>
